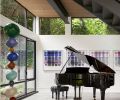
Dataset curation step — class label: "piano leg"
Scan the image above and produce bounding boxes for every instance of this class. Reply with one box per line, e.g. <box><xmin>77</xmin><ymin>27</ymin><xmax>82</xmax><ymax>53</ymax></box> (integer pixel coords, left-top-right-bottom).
<box><xmin>100</xmin><ymin>89</ymin><xmax>105</xmax><ymax>100</ymax></box>
<box><xmin>93</xmin><ymin>87</ymin><xmax>96</xmax><ymax>99</ymax></box>
<box><xmin>62</xmin><ymin>91</ymin><xmax>64</xmax><ymax>97</ymax></box>
<box><xmin>74</xmin><ymin>86</ymin><xmax>77</xmax><ymax>99</ymax></box>
<box><xmin>58</xmin><ymin>90</ymin><xmax>60</xmax><ymax>100</ymax></box>
<box><xmin>79</xmin><ymin>86</ymin><xmax>81</xmax><ymax>99</ymax></box>
<box><xmin>55</xmin><ymin>91</ymin><xmax>57</xmax><ymax>99</ymax></box>
<box><xmin>66</xmin><ymin>91</ymin><xmax>68</xmax><ymax>98</ymax></box>
<box><xmin>74</xmin><ymin>86</ymin><xmax>81</xmax><ymax>100</ymax></box>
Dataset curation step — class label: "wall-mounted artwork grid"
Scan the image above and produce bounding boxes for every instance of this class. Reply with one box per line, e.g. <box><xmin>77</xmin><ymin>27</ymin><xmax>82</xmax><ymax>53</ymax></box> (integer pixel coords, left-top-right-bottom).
<box><xmin>44</xmin><ymin>50</ymin><xmax>62</xmax><ymax>70</ymax></box>
<box><xmin>67</xmin><ymin>50</ymin><xmax>89</xmax><ymax>67</ymax></box>
<box><xmin>113</xmin><ymin>51</ymin><xmax>120</xmax><ymax>68</ymax></box>
<box><xmin>67</xmin><ymin>50</ymin><xmax>110</xmax><ymax>68</ymax></box>
<box><xmin>89</xmin><ymin>50</ymin><xmax>110</xmax><ymax>66</ymax></box>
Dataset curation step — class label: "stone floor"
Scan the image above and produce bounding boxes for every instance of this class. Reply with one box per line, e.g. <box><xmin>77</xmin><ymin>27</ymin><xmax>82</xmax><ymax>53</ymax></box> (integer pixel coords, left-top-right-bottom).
<box><xmin>23</xmin><ymin>89</ymin><xmax>120</xmax><ymax>100</ymax></box>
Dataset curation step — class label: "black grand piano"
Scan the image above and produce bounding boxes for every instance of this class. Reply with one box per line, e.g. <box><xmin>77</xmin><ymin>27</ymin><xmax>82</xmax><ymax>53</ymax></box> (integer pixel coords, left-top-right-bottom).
<box><xmin>55</xmin><ymin>46</ymin><xmax>115</xmax><ymax>100</ymax></box>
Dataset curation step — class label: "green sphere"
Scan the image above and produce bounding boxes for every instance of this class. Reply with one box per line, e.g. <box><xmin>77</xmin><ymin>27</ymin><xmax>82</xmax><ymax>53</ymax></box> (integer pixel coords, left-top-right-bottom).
<box><xmin>4</xmin><ymin>23</ymin><xmax>20</xmax><ymax>38</ymax></box>
<box><xmin>6</xmin><ymin>70</ymin><xmax>17</xmax><ymax>81</ymax></box>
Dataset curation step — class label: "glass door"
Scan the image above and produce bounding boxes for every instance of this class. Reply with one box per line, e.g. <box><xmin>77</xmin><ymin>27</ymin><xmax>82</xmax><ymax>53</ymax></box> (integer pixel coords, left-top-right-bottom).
<box><xmin>26</xmin><ymin>39</ymin><xmax>36</xmax><ymax>93</ymax></box>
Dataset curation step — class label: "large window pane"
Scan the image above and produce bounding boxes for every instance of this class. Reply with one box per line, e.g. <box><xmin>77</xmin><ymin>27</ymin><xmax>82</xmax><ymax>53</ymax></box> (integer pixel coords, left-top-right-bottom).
<box><xmin>0</xmin><ymin>27</ymin><xmax>9</xmax><ymax>85</ymax></box>
<box><xmin>40</xmin><ymin>18</ymin><xmax>65</xmax><ymax>35</ymax></box>
<box><xmin>1</xmin><ymin>0</ymin><xmax>35</xmax><ymax>31</ymax></box>
<box><xmin>15</xmin><ymin>83</ymin><xmax>26</xmax><ymax>97</ymax></box>
<box><xmin>72</xmin><ymin>18</ymin><xmax>119</xmax><ymax>35</ymax></box>
<box><xmin>27</xmin><ymin>11</ymin><xmax>35</xmax><ymax>31</ymax></box>
<box><xmin>15</xmin><ymin>36</ymin><xmax>26</xmax><ymax>81</ymax></box>
<box><xmin>27</xmin><ymin>40</ymin><xmax>35</xmax><ymax>79</ymax></box>
<box><xmin>27</xmin><ymin>80</ymin><xmax>35</xmax><ymax>93</ymax></box>
<box><xmin>1</xmin><ymin>0</ymin><xmax>26</xmax><ymax>26</ymax></box>
<box><xmin>0</xmin><ymin>86</ymin><xmax>10</xmax><ymax>100</ymax></box>
<box><xmin>0</xmin><ymin>83</ymin><xmax>25</xmax><ymax>99</ymax></box>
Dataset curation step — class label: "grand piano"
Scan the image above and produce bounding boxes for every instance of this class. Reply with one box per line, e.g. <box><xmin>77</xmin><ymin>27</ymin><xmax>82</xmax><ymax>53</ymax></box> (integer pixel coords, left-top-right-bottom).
<box><xmin>55</xmin><ymin>46</ymin><xmax>115</xmax><ymax>100</ymax></box>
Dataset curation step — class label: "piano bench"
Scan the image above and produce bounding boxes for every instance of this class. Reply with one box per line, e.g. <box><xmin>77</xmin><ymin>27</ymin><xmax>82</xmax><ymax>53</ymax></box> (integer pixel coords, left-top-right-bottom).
<box><xmin>51</xmin><ymin>86</ymin><xmax>69</xmax><ymax>99</ymax></box>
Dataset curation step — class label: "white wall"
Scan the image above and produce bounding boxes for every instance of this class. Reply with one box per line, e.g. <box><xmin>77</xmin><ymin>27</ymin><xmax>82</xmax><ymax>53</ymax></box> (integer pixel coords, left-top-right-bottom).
<box><xmin>37</xmin><ymin>35</ymin><xmax>120</xmax><ymax>93</ymax></box>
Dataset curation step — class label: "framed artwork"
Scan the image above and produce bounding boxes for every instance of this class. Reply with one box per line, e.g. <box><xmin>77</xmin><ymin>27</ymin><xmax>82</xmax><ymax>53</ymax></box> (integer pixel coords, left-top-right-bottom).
<box><xmin>67</xmin><ymin>50</ymin><xmax>89</xmax><ymax>67</ymax></box>
<box><xmin>113</xmin><ymin>51</ymin><xmax>120</xmax><ymax>68</ymax></box>
<box><xmin>43</xmin><ymin>50</ymin><xmax>62</xmax><ymax>70</ymax></box>
<box><xmin>89</xmin><ymin>50</ymin><xmax>110</xmax><ymax>66</ymax></box>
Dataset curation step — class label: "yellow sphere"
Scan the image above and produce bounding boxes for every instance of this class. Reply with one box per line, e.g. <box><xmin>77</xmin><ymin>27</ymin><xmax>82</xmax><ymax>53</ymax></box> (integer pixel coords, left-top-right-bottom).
<box><xmin>9</xmin><ymin>48</ymin><xmax>14</xmax><ymax>52</ymax></box>
<box><xmin>4</xmin><ymin>87</ymin><xmax>17</xmax><ymax>98</ymax></box>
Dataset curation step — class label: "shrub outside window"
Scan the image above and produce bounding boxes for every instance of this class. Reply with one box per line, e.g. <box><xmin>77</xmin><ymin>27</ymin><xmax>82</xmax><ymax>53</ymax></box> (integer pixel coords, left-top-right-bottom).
<box><xmin>72</xmin><ymin>18</ymin><xmax>119</xmax><ymax>35</ymax></box>
<box><xmin>40</xmin><ymin>18</ymin><xmax>65</xmax><ymax>35</ymax></box>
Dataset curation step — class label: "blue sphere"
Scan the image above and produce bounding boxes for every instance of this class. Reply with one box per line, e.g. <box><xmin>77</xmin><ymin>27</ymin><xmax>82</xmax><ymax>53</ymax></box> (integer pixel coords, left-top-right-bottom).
<box><xmin>6</xmin><ymin>38</ymin><xmax>18</xmax><ymax>48</ymax></box>
<box><xmin>7</xmin><ymin>52</ymin><xmax>19</xmax><ymax>61</ymax></box>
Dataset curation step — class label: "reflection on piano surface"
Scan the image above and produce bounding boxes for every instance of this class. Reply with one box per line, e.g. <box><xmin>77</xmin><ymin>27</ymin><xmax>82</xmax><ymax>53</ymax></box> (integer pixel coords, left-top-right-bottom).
<box><xmin>55</xmin><ymin>46</ymin><xmax>115</xmax><ymax>100</ymax></box>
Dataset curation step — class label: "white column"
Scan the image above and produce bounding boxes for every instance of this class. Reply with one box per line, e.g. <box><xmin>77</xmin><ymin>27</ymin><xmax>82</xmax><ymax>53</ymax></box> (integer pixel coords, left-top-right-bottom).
<box><xmin>33</xmin><ymin>17</ymin><xmax>36</xmax><ymax>33</ymax></box>
<box><xmin>35</xmin><ymin>16</ymin><xmax>40</xmax><ymax>35</ymax></box>
<box><xmin>65</xmin><ymin>17</ymin><xmax>71</xmax><ymax>35</ymax></box>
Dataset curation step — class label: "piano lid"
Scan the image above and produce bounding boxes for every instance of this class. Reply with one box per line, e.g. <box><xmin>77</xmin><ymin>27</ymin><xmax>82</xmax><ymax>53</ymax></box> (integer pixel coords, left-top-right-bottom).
<box><xmin>85</xmin><ymin>55</ymin><xmax>115</xmax><ymax>73</ymax></box>
<box><xmin>65</xmin><ymin>46</ymin><xmax>79</xmax><ymax>53</ymax></box>
<box><xmin>65</xmin><ymin>46</ymin><xmax>115</xmax><ymax>73</ymax></box>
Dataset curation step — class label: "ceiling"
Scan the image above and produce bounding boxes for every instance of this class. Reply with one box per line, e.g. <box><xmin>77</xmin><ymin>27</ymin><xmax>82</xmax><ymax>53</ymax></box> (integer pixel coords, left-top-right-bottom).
<box><xmin>16</xmin><ymin>0</ymin><xmax>94</xmax><ymax>17</ymax></box>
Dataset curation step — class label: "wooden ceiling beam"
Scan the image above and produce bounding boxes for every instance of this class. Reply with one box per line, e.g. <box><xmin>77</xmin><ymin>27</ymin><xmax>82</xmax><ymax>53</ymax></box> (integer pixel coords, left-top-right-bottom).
<box><xmin>47</xmin><ymin>0</ymin><xmax>69</xmax><ymax>23</ymax></box>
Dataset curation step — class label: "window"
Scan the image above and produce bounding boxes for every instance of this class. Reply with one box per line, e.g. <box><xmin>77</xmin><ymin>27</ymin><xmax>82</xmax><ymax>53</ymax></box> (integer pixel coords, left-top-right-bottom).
<box><xmin>40</xmin><ymin>18</ymin><xmax>65</xmax><ymax>35</ymax></box>
<box><xmin>1</xmin><ymin>0</ymin><xmax>35</xmax><ymax>31</ymax></box>
<box><xmin>27</xmin><ymin>11</ymin><xmax>35</xmax><ymax>31</ymax></box>
<box><xmin>0</xmin><ymin>27</ymin><xmax>37</xmax><ymax>99</ymax></box>
<box><xmin>26</xmin><ymin>40</ymin><xmax>35</xmax><ymax>79</ymax></box>
<box><xmin>72</xmin><ymin>18</ymin><xmax>119</xmax><ymax>35</ymax></box>
<box><xmin>0</xmin><ymin>27</ymin><xmax>9</xmax><ymax>85</ymax></box>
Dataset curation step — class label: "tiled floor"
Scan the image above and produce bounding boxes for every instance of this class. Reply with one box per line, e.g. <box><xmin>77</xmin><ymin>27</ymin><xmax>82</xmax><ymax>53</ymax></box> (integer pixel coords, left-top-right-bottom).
<box><xmin>24</xmin><ymin>89</ymin><xmax>120</xmax><ymax>100</ymax></box>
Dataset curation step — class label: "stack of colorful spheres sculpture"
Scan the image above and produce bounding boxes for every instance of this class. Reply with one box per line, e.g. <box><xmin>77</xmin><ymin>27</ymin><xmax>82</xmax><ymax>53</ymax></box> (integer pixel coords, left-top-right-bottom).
<box><xmin>4</xmin><ymin>23</ymin><xmax>20</xmax><ymax>100</ymax></box>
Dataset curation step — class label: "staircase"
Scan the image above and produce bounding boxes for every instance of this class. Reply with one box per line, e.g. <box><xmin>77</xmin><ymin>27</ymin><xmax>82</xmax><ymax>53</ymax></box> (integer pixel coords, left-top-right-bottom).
<box><xmin>74</xmin><ymin>0</ymin><xmax>120</xmax><ymax>33</ymax></box>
